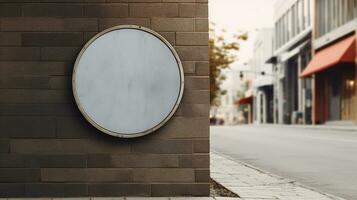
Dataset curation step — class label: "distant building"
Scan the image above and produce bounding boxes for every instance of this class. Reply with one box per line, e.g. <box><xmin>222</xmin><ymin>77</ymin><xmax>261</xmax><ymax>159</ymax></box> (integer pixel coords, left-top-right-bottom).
<box><xmin>225</xmin><ymin>59</ymin><xmax>256</xmax><ymax>124</ymax></box>
<box><xmin>235</xmin><ymin>60</ymin><xmax>256</xmax><ymax>124</ymax></box>
<box><xmin>301</xmin><ymin>0</ymin><xmax>357</xmax><ymax>124</ymax></box>
<box><xmin>242</xmin><ymin>82</ymin><xmax>254</xmax><ymax>124</ymax></box>
<box><xmin>252</xmin><ymin>28</ymin><xmax>274</xmax><ymax>124</ymax></box>
<box><xmin>216</xmin><ymin>69</ymin><xmax>242</xmax><ymax>125</ymax></box>
<box><xmin>269</xmin><ymin>0</ymin><xmax>313</xmax><ymax>124</ymax></box>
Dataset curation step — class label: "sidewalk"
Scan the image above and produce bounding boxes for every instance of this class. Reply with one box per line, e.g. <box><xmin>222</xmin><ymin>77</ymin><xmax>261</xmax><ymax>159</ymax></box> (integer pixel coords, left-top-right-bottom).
<box><xmin>0</xmin><ymin>198</ymin><xmax>239</xmax><ymax>200</ymax></box>
<box><xmin>211</xmin><ymin>152</ymin><xmax>346</xmax><ymax>200</ymax></box>
<box><xmin>252</xmin><ymin>124</ymin><xmax>357</xmax><ymax>132</ymax></box>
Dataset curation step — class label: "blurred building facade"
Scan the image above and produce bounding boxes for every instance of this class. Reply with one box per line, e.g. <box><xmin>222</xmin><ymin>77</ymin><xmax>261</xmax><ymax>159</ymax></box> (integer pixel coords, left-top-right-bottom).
<box><xmin>257</xmin><ymin>0</ymin><xmax>357</xmax><ymax>125</ymax></box>
<box><xmin>236</xmin><ymin>60</ymin><xmax>256</xmax><ymax>124</ymax></box>
<box><xmin>252</xmin><ymin>29</ymin><xmax>274</xmax><ymax>124</ymax></box>
<box><xmin>269</xmin><ymin>0</ymin><xmax>314</xmax><ymax>124</ymax></box>
<box><xmin>215</xmin><ymin>70</ymin><xmax>243</xmax><ymax>125</ymax></box>
<box><xmin>301</xmin><ymin>0</ymin><xmax>357</xmax><ymax>124</ymax></box>
<box><xmin>218</xmin><ymin>0</ymin><xmax>357</xmax><ymax>126</ymax></box>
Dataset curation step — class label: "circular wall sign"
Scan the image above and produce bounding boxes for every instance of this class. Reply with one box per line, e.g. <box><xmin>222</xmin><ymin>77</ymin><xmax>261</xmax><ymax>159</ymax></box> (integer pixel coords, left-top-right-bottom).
<box><xmin>72</xmin><ymin>25</ymin><xmax>184</xmax><ymax>138</ymax></box>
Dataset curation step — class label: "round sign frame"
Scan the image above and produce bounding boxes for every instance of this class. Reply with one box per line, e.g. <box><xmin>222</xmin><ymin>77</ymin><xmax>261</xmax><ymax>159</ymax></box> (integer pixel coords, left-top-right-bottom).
<box><xmin>72</xmin><ymin>25</ymin><xmax>184</xmax><ymax>138</ymax></box>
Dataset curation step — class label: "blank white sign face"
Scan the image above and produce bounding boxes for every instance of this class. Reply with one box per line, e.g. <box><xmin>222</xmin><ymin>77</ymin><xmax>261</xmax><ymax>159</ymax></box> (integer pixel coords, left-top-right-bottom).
<box><xmin>73</xmin><ymin>26</ymin><xmax>184</xmax><ymax>138</ymax></box>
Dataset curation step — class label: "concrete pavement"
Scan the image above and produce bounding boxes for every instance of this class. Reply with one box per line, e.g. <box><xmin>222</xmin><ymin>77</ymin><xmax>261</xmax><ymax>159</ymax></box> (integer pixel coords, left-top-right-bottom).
<box><xmin>211</xmin><ymin>152</ymin><xmax>345</xmax><ymax>200</ymax></box>
<box><xmin>0</xmin><ymin>198</ymin><xmax>239</xmax><ymax>200</ymax></box>
<box><xmin>211</xmin><ymin>125</ymin><xmax>357</xmax><ymax>199</ymax></box>
<box><xmin>255</xmin><ymin>124</ymin><xmax>357</xmax><ymax>132</ymax></box>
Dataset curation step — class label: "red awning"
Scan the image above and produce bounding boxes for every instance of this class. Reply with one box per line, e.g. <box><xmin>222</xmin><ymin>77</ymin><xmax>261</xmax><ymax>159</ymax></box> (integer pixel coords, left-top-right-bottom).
<box><xmin>235</xmin><ymin>96</ymin><xmax>253</xmax><ymax>105</ymax></box>
<box><xmin>300</xmin><ymin>35</ymin><xmax>356</xmax><ymax>77</ymax></box>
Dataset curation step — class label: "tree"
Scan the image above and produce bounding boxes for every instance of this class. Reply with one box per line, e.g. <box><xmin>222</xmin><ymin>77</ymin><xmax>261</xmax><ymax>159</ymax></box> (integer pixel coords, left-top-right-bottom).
<box><xmin>210</xmin><ymin>28</ymin><xmax>247</xmax><ymax>106</ymax></box>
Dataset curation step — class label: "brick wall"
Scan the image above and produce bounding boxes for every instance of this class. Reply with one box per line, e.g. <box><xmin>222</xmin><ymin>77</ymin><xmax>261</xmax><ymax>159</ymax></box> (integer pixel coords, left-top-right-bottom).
<box><xmin>0</xmin><ymin>0</ymin><xmax>209</xmax><ymax>197</ymax></box>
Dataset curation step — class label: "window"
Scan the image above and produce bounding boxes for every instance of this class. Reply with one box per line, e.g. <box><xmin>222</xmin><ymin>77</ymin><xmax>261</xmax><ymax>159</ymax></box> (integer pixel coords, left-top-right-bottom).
<box><xmin>278</xmin><ymin>19</ymin><xmax>282</xmax><ymax>48</ymax></box>
<box><xmin>305</xmin><ymin>0</ymin><xmax>310</xmax><ymax>28</ymax></box>
<box><xmin>298</xmin><ymin>0</ymin><xmax>303</xmax><ymax>33</ymax></box>
<box><xmin>317</xmin><ymin>0</ymin><xmax>357</xmax><ymax>37</ymax></box>
<box><xmin>330</xmin><ymin>0</ymin><xmax>338</xmax><ymax>28</ymax></box>
<box><xmin>348</xmin><ymin>0</ymin><xmax>354</xmax><ymax>20</ymax></box>
<box><xmin>275</xmin><ymin>0</ymin><xmax>312</xmax><ymax>49</ymax></box>
<box><xmin>354</xmin><ymin>0</ymin><xmax>357</xmax><ymax>18</ymax></box>
<box><xmin>343</xmin><ymin>0</ymin><xmax>348</xmax><ymax>24</ymax></box>
<box><xmin>287</xmin><ymin>9</ymin><xmax>292</xmax><ymax>41</ymax></box>
<box><xmin>292</xmin><ymin>4</ymin><xmax>297</xmax><ymax>37</ymax></box>
<box><xmin>294</xmin><ymin>4</ymin><xmax>299</xmax><ymax>36</ymax></box>
<box><xmin>283</xmin><ymin>14</ymin><xmax>287</xmax><ymax>45</ymax></box>
<box><xmin>325</xmin><ymin>0</ymin><xmax>328</xmax><ymax>32</ymax></box>
<box><xmin>318</xmin><ymin>0</ymin><xmax>324</xmax><ymax>35</ymax></box>
<box><xmin>336</xmin><ymin>0</ymin><xmax>342</xmax><ymax>25</ymax></box>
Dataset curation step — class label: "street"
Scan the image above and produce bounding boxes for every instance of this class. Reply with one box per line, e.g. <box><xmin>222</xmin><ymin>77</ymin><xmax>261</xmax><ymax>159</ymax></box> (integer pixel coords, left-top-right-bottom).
<box><xmin>211</xmin><ymin>125</ymin><xmax>357</xmax><ymax>200</ymax></box>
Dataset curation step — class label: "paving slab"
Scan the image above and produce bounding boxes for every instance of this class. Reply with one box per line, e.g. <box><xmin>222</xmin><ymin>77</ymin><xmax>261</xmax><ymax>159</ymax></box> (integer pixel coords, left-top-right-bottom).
<box><xmin>211</xmin><ymin>152</ymin><xmax>346</xmax><ymax>200</ymax></box>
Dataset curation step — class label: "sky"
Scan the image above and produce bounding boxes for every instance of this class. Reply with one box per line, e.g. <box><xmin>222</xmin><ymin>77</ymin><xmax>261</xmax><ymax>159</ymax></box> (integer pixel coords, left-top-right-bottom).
<box><xmin>209</xmin><ymin>0</ymin><xmax>275</xmax><ymax>70</ymax></box>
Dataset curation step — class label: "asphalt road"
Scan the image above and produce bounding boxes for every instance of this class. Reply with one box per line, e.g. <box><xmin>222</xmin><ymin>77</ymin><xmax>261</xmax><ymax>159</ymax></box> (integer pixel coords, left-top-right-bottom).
<box><xmin>211</xmin><ymin>125</ymin><xmax>357</xmax><ymax>200</ymax></box>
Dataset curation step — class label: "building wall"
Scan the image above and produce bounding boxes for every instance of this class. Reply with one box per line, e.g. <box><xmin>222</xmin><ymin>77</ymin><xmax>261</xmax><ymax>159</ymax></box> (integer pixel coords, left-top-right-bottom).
<box><xmin>312</xmin><ymin>0</ymin><xmax>357</xmax><ymax>123</ymax></box>
<box><xmin>274</xmin><ymin>0</ymin><xmax>312</xmax><ymax>51</ymax></box>
<box><xmin>244</xmin><ymin>60</ymin><xmax>256</xmax><ymax>124</ymax></box>
<box><xmin>0</xmin><ymin>0</ymin><xmax>209</xmax><ymax>197</ymax></box>
<box><xmin>217</xmin><ymin>70</ymin><xmax>241</xmax><ymax>125</ymax></box>
<box><xmin>253</xmin><ymin>28</ymin><xmax>274</xmax><ymax>88</ymax></box>
<box><xmin>274</xmin><ymin>63</ymin><xmax>285</xmax><ymax>124</ymax></box>
<box><xmin>252</xmin><ymin>28</ymin><xmax>274</xmax><ymax>124</ymax></box>
<box><xmin>273</xmin><ymin>0</ymin><xmax>313</xmax><ymax>124</ymax></box>
<box><xmin>255</xmin><ymin>91</ymin><xmax>266</xmax><ymax>123</ymax></box>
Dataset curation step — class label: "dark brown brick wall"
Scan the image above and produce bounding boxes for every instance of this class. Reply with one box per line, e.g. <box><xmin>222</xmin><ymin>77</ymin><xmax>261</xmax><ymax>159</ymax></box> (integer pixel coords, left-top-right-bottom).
<box><xmin>0</xmin><ymin>0</ymin><xmax>209</xmax><ymax>197</ymax></box>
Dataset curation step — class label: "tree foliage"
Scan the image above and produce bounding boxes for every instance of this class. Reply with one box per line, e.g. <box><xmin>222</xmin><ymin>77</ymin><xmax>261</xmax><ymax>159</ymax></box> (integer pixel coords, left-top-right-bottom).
<box><xmin>210</xmin><ymin>28</ymin><xmax>247</xmax><ymax>106</ymax></box>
